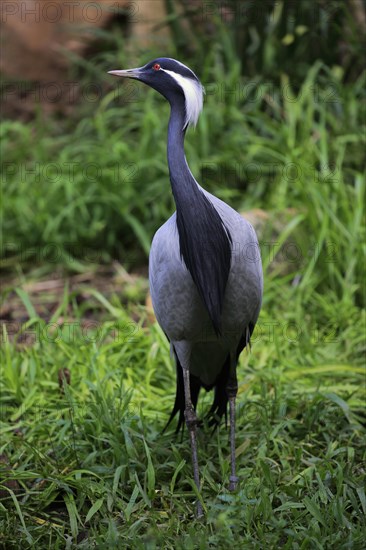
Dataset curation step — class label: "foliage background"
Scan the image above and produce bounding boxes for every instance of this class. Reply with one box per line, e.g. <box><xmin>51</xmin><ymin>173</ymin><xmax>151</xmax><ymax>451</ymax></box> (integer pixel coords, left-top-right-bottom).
<box><xmin>1</xmin><ymin>1</ymin><xmax>365</xmax><ymax>548</ymax></box>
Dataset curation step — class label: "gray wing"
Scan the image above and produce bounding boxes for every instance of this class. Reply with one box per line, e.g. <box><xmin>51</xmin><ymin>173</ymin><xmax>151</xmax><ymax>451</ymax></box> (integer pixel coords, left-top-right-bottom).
<box><xmin>149</xmin><ymin>197</ymin><xmax>263</xmax><ymax>427</ymax></box>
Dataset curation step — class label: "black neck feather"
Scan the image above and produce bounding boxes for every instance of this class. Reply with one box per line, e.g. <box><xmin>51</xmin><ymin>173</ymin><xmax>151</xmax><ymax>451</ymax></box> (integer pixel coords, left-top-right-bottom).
<box><xmin>167</xmin><ymin>97</ymin><xmax>231</xmax><ymax>335</ymax></box>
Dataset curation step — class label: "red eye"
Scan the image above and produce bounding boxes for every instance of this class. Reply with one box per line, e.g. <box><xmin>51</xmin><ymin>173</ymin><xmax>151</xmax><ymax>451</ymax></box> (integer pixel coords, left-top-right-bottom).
<box><xmin>153</xmin><ymin>63</ymin><xmax>161</xmax><ymax>71</ymax></box>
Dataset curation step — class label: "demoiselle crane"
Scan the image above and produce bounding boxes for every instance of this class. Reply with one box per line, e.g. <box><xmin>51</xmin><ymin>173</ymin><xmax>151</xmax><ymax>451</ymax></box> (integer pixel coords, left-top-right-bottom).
<box><xmin>109</xmin><ymin>58</ymin><xmax>263</xmax><ymax>516</ymax></box>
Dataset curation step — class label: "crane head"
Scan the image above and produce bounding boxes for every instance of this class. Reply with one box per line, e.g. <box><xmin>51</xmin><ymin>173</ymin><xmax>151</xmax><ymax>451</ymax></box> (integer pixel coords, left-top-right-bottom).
<box><xmin>108</xmin><ymin>58</ymin><xmax>204</xmax><ymax>128</ymax></box>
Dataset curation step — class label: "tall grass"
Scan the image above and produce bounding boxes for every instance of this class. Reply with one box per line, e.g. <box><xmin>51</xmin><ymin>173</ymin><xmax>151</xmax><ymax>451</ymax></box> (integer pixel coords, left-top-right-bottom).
<box><xmin>1</xmin><ymin>23</ymin><xmax>365</xmax><ymax>549</ymax></box>
<box><xmin>2</xmin><ymin>56</ymin><xmax>365</xmax><ymax>300</ymax></box>
<box><xmin>0</xmin><ymin>287</ymin><xmax>365</xmax><ymax>547</ymax></box>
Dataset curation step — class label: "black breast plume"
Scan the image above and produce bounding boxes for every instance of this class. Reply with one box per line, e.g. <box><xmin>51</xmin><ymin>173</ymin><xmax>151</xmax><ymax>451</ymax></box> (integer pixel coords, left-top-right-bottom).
<box><xmin>174</xmin><ymin>184</ymin><xmax>232</xmax><ymax>335</ymax></box>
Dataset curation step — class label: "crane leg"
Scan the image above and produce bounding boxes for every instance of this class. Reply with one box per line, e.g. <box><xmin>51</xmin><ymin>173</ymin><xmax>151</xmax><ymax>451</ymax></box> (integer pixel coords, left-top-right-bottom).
<box><xmin>182</xmin><ymin>367</ymin><xmax>203</xmax><ymax>518</ymax></box>
<box><xmin>227</xmin><ymin>365</ymin><xmax>238</xmax><ymax>491</ymax></box>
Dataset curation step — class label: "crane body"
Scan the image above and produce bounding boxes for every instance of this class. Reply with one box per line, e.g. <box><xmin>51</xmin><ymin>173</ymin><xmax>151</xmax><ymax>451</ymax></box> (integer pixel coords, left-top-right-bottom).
<box><xmin>150</xmin><ymin>194</ymin><xmax>262</xmax><ymax>418</ymax></box>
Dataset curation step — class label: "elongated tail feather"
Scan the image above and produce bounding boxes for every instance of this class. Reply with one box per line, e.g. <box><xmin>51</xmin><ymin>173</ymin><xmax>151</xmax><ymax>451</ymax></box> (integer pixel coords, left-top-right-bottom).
<box><xmin>165</xmin><ymin>323</ymin><xmax>255</xmax><ymax>432</ymax></box>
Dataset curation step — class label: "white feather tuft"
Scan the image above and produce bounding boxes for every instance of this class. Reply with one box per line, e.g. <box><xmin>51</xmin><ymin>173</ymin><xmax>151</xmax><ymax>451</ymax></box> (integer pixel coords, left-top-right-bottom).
<box><xmin>162</xmin><ymin>69</ymin><xmax>204</xmax><ymax>128</ymax></box>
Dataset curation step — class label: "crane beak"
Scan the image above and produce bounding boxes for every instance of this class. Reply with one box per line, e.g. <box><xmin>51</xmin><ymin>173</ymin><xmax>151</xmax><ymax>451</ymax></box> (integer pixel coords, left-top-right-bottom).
<box><xmin>108</xmin><ymin>68</ymin><xmax>141</xmax><ymax>79</ymax></box>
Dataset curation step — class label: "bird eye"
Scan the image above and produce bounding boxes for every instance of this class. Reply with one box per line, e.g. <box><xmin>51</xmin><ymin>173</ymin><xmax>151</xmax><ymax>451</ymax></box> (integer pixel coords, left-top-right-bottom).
<box><xmin>153</xmin><ymin>63</ymin><xmax>161</xmax><ymax>71</ymax></box>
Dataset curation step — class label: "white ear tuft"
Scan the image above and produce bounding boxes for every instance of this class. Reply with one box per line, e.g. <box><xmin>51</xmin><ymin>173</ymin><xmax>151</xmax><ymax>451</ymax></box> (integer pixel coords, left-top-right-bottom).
<box><xmin>162</xmin><ymin>70</ymin><xmax>204</xmax><ymax>128</ymax></box>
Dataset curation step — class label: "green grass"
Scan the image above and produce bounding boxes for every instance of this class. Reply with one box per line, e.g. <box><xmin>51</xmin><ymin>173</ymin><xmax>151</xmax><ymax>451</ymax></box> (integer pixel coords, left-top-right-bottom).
<box><xmin>0</xmin><ymin>292</ymin><xmax>365</xmax><ymax>548</ymax></box>
<box><xmin>2</xmin><ymin>58</ymin><xmax>365</xmax><ymax>284</ymax></box>
<box><xmin>1</xmin><ymin>36</ymin><xmax>365</xmax><ymax>549</ymax></box>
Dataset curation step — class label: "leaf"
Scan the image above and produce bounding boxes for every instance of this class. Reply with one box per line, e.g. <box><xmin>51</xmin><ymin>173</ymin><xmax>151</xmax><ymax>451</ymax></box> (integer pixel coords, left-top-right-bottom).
<box><xmin>121</xmin><ymin>426</ymin><xmax>136</xmax><ymax>458</ymax></box>
<box><xmin>124</xmin><ymin>484</ymin><xmax>139</xmax><ymax>521</ymax></box>
<box><xmin>85</xmin><ymin>498</ymin><xmax>104</xmax><ymax>523</ymax></box>
<box><xmin>323</xmin><ymin>392</ymin><xmax>352</xmax><ymax>423</ymax></box>
<box><xmin>170</xmin><ymin>459</ymin><xmax>186</xmax><ymax>494</ymax></box>
<box><xmin>64</xmin><ymin>493</ymin><xmax>79</xmax><ymax>539</ymax></box>
<box><xmin>112</xmin><ymin>465</ymin><xmax>125</xmax><ymax>496</ymax></box>
<box><xmin>143</xmin><ymin>439</ymin><xmax>155</xmax><ymax>500</ymax></box>
<box><xmin>0</xmin><ymin>486</ymin><xmax>33</xmax><ymax>544</ymax></box>
<box><xmin>303</xmin><ymin>496</ymin><xmax>326</xmax><ymax>527</ymax></box>
<box><xmin>356</xmin><ymin>486</ymin><xmax>366</xmax><ymax>515</ymax></box>
<box><xmin>286</xmin><ymin>365</ymin><xmax>364</xmax><ymax>378</ymax></box>
<box><xmin>235</xmin><ymin>438</ymin><xmax>251</xmax><ymax>458</ymax></box>
<box><xmin>134</xmin><ymin>472</ymin><xmax>151</xmax><ymax>507</ymax></box>
<box><xmin>87</xmin><ymin>289</ymin><xmax>122</xmax><ymax>318</ymax></box>
<box><xmin>274</xmin><ymin>501</ymin><xmax>305</xmax><ymax>511</ymax></box>
<box><xmin>124</xmin><ymin>212</ymin><xmax>151</xmax><ymax>255</ymax></box>
<box><xmin>15</xmin><ymin>288</ymin><xmax>37</xmax><ymax>319</ymax></box>
<box><xmin>260</xmin><ymin>459</ymin><xmax>275</xmax><ymax>489</ymax></box>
